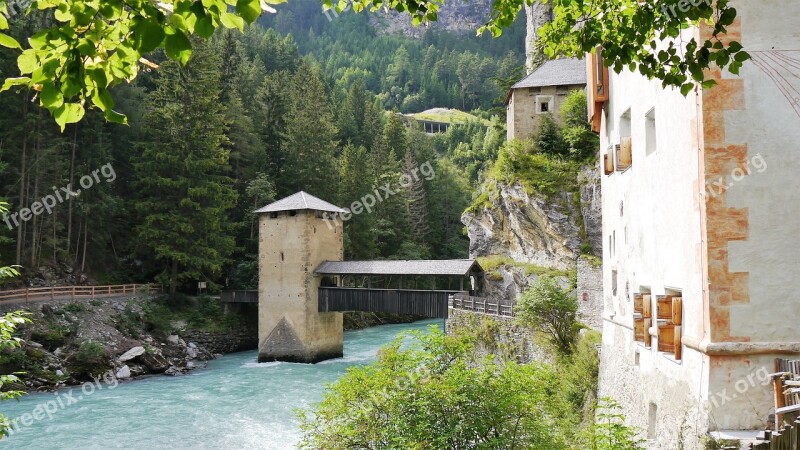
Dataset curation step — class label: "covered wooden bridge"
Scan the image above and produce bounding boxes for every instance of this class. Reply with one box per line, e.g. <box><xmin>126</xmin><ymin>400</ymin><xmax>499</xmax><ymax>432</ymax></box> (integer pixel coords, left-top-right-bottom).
<box><xmin>315</xmin><ymin>259</ymin><xmax>484</xmax><ymax>319</ymax></box>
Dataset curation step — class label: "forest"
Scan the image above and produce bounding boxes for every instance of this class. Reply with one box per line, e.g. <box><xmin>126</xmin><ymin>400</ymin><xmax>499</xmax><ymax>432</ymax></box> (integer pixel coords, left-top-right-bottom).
<box><xmin>0</xmin><ymin>2</ymin><xmax>523</xmax><ymax>293</ymax></box>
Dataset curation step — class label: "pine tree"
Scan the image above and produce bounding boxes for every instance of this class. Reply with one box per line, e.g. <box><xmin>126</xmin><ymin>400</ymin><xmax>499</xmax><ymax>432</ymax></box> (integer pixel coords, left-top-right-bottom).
<box><xmin>403</xmin><ymin>149</ymin><xmax>429</xmax><ymax>247</ymax></box>
<box><xmin>338</xmin><ymin>144</ymin><xmax>377</xmax><ymax>259</ymax></box>
<box><xmin>133</xmin><ymin>40</ymin><xmax>237</xmax><ymax>294</ymax></box>
<box><xmin>279</xmin><ymin>63</ymin><xmax>339</xmax><ymax>197</ymax></box>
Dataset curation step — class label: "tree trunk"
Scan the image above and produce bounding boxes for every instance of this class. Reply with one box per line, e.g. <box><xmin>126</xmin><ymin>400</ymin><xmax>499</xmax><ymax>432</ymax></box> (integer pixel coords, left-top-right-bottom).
<box><xmin>67</xmin><ymin>124</ymin><xmax>77</xmax><ymax>259</ymax></box>
<box><xmin>169</xmin><ymin>259</ymin><xmax>178</xmax><ymax>296</ymax></box>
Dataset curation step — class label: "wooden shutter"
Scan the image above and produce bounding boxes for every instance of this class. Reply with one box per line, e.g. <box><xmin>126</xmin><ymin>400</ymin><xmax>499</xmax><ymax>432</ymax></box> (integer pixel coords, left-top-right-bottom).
<box><xmin>616</xmin><ymin>137</ymin><xmax>632</xmax><ymax>170</ymax></box>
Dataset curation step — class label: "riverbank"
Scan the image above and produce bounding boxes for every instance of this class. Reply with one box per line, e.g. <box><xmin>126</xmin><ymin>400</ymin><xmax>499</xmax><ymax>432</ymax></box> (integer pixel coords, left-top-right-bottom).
<box><xmin>0</xmin><ymin>320</ymin><xmax>443</xmax><ymax>449</ymax></box>
<box><xmin>0</xmin><ymin>295</ymin><xmax>427</xmax><ymax>392</ymax></box>
<box><xmin>0</xmin><ymin>294</ymin><xmax>257</xmax><ymax>391</ymax></box>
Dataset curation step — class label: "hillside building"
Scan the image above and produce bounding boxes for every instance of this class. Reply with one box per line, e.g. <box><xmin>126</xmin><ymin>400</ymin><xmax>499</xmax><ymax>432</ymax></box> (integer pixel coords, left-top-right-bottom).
<box><xmin>505</xmin><ymin>57</ymin><xmax>586</xmax><ymax>141</ymax></box>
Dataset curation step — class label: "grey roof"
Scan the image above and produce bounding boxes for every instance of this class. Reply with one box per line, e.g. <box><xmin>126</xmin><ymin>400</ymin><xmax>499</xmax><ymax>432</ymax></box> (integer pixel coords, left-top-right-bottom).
<box><xmin>254</xmin><ymin>191</ymin><xmax>346</xmax><ymax>214</ymax></box>
<box><xmin>315</xmin><ymin>259</ymin><xmax>483</xmax><ymax>277</ymax></box>
<box><xmin>511</xmin><ymin>58</ymin><xmax>587</xmax><ymax>89</ymax></box>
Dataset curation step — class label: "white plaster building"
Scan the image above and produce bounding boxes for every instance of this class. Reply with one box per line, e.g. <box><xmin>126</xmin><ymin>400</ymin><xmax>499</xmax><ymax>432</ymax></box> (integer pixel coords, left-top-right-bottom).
<box><xmin>592</xmin><ymin>2</ymin><xmax>800</xmax><ymax>447</ymax></box>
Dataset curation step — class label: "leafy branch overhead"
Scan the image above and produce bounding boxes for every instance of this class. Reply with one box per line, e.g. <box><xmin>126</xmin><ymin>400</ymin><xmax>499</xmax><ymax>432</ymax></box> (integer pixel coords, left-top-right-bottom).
<box><xmin>0</xmin><ymin>0</ymin><xmax>748</xmax><ymax>129</ymax></box>
<box><xmin>480</xmin><ymin>0</ymin><xmax>749</xmax><ymax>95</ymax></box>
<box><xmin>0</xmin><ymin>0</ymin><xmax>286</xmax><ymax>130</ymax></box>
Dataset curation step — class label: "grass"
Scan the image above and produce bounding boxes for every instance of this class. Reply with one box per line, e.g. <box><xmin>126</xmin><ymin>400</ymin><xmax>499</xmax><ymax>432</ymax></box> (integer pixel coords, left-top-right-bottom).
<box><xmin>410</xmin><ymin>108</ymin><xmax>491</xmax><ymax>126</ymax></box>
<box><xmin>477</xmin><ymin>255</ymin><xmax>572</xmax><ymax>280</ymax></box>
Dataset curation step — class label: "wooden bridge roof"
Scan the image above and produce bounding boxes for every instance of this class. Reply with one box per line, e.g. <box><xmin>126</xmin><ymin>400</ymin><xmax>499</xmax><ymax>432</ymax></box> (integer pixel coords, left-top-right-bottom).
<box><xmin>315</xmin><ymin>259</ymin><xmax>483</xmax><ymax>277</ymax></box>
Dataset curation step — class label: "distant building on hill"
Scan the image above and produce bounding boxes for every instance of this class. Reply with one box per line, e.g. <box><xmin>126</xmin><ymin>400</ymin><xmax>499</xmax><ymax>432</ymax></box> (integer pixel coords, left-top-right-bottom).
<box><xmin>404</xmin><ymin>108</ymin><xmax>489</xmax><ymax>134</ymax></box>
<box><xmin>505</xmin><ymin>57</ymin><xmax>586</xmax><ymax>141</ymax></box>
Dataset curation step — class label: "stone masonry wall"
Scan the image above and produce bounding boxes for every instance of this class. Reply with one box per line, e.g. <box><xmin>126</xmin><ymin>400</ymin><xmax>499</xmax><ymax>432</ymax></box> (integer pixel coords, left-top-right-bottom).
<box><xmin>445</xmin><ymin>308</ymin><xmax>550</xmax><ymax>364</ymax></box>
<box><xmin>576</xmin><ymin>256</ymin><xmax>603</xmax><ymax>331</ymax></box>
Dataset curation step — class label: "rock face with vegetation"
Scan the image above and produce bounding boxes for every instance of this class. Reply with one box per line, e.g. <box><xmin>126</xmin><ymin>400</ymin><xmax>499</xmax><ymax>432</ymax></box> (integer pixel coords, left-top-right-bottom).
<box><xmin>464</xmin><ymin>181</ymin><xmax>585</xmax><ymax>270</ymax></box>
<box><xmin>368</xmin><ymin>0</ymin><xmax>494</xmax><ymax>37</ymax></box>
<box><xmin>0</xmin><ymin>295</ymin><xmax>257</xmax><ymax>391</ymax></box>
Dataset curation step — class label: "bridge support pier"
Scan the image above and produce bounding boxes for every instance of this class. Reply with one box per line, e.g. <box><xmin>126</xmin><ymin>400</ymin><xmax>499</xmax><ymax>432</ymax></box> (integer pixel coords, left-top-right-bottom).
<box><xmin>256</xmin><ymin>201</ymin><xmax>345</xmax><ymax>364</ymax></box>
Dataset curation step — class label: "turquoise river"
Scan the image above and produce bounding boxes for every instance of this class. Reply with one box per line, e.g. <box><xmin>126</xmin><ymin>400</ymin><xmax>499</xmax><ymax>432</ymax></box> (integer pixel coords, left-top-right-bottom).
<box><xmin>1</xmin><ymin>319</ymin><xmax>443</xmax><ymax>449</ymax></box>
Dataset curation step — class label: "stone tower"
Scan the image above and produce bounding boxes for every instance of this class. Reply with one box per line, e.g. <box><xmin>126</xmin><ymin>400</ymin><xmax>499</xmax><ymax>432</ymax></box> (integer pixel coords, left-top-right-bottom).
<box><xmin>254</xmin><ymin>191</ymin><xmax>346</xmax><ymax>363</ymax></box>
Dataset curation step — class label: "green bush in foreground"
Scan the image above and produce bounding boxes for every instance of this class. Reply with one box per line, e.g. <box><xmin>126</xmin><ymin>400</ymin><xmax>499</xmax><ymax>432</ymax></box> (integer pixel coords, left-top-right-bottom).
<box><xmin>298</xmin><ymin>327</ymin><xmax>569</xmax><ymax>449</ymax></box>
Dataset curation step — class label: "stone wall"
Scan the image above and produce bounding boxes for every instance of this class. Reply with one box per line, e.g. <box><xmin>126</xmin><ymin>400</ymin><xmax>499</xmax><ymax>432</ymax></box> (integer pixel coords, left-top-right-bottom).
<box><xmin>576</xmin><ymin>256</ymin><xmax>603</xmax><ymax>331</ymax></box>
<box><xmin>180</xmin><ymin>328</ymin><xmax>258</xmax><ymax>355</ymax></box>
<box><xmin>445</xmin><ymin>308</ymin><xmax>550</xmax><ymax>364</ymax></box>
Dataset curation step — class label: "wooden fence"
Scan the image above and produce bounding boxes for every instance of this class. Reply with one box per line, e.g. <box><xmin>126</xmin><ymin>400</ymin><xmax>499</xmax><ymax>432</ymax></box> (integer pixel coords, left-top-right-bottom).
<box><xmin>751</xmin><ymin>420</ymin><xmax>800</xmax><ymax>449</ymax></box>
<box><xmin>448</xmin><ymin>293</ymin><xmax>514</xmax><ymax>318</ymax></box>
<box><xmin>0</xmin><ymin>284</ymin><xmax>161</xmax><ymax>303</ymax></box>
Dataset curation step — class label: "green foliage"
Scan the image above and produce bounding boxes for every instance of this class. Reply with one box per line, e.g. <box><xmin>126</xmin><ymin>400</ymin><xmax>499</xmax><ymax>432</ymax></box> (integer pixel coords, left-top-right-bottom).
<box><xmin>561</xmin><ymin>90</ymin><xmax>600</xmax><ymax>161</ymax></box>
<box><xmin>580</xmin><ymin>398</ymin><xmax>645</xmax><ymax>449</ymax></box>
<box><xmin>133</xmin><ymin>39</ymin><xmax>237</xmax><ymax>295</ymax></box>
<box><xmin>490</xmin><ymin>139</ymin><xmax>581</xmax><ymax>199</ymax></box>
<box><xmin>477</xmin><ymin>255</ymin><xmax>571</xmax><ymax>280</ymax></box>
<box><xmin>0</xmin><ymin>202</ymin><xmax>28</xmax><ymax>439</ymax></box>
<box><xmin>0</xmin><ymin>0</ymin><xmax>287</xmax><ymax>128</ymax></box>
<box><xmin>67</xmin><ymin>340</ymin><xmax>108</xmax><ymax>379</ymax></box>
<box><xmin>298</xmin><ymin>327</ymin><xmax>568</xmax><ymax>449</ymax></box>
<box><xmin>516</xmin><ymin>276</ymin><xmax>580</xmax><ymax>355</ymax></box>
<box><xmin>478</xmin><ymin>0</ymin><xmax>748</xmax><ymax>96</ymax></box>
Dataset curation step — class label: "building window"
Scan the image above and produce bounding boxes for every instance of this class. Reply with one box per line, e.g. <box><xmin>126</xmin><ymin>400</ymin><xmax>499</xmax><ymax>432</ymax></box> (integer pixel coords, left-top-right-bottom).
<box><xmin>657</xmin><ymin>289</ymin><xmax>683</xmax><ymax>361</ymax></box>
<box><xmin>634</xmin><ymin>287</ymin><xmax>652</xmax><ymax>347</ymax></box>
<box><xmin>645</xmin><ymin>108</ymin><xmax>657</xmax><ymax>155</ymax></box>
<box><xmin>536</xmin><ymin>95</ymin><xmax>554</xmax><ymax>114</ymax></box>
<box><xmin>611</xmin><ymin>270</ymin><xmax>618</xmax><ymax>297</ymax></box>
<box><xmin>528</xmin><ymin>87</ymin><xmax>541</xmax><ymax>95</ymax></box>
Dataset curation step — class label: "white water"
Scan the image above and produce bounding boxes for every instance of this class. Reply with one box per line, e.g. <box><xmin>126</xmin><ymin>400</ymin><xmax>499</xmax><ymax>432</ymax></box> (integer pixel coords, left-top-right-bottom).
<box><xmin>1</xmin><ymin>319</ymin><xmax>442</xmax><ymax>449</ymax></box>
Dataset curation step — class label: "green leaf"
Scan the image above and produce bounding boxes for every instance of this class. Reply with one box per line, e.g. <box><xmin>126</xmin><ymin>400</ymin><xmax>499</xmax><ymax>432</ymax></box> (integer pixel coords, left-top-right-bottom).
<box><xmin>104</xmin><ymin>108</ymin><xmax>127</xmax><ymax>124</ymax></box>
<box><xmin>135</xmin><ymin>18</ymin><xmax>166</xmax><ymax>53</ymax></box>
<box><xmin>195</xmin><ymin>15</ymin><xmax>214</xmax><ymax>38</ymax></box>
<box><xmin>0</xmin><ymin>14</ymin><xmax>8</xmax><ymax>29</ymax></box>
<box><xmin>701</xmin><ymin>79</ymin><xmax>717</xmax><ymax>89</ymax></box>
<box><xmin>40</xmin><ymin>83</ymin><xmax>64</xmax><ymax>109</ymax></box>
<box><xmin>164</xmin><ymin>30</ymin><xmax>192</xmax><ymax>65</ymax></box>
<box><xmin>17</xmin><ymin>50</ymin><xmax>37</xmax><ymax>74</ymax></box>
<box><xmin>680</xmin><ymin>83</ymin><xmax>694</xmax><ymax>96</ymax></box>
<box><xmin>91</xmin><ymin>87</ymin><xmax>113</xmax><ymax>111</ymax></box>
<box><xmin>236</xmin><ymin>0</ymin><xmax>261</xmax><ymax>23</ymax></box>
<box><xmin>0</xmin><ymin>77</ymin><xmax>30</xmax><ymax>93</ymax></box>
<box><xmin>0</xmin><ymin>32</ymin><xmax>21</xmax><ymax>50</ymax></box>
<box><xmin>220</xmin><ymin>12</ymin><xmax>244</xmax><ymax>31</ymax></box>
<box><xmin>53</xmin><ymin>103</ymin><xmax>85</xmax><ymax>131</ymax></box>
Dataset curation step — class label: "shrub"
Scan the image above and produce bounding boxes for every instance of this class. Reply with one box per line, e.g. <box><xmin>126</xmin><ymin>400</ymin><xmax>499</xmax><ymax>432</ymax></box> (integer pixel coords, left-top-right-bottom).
<box><xmin>298</xmin><ymin>327</ymin><xmax>569</xmax><ymax>449</ymax></box>
<box><xmin>63</xmin><ymin>302</ymin><xmax>86</xmax><ymax>314</ymax></box>
<box><xmin>516</xmin><ymin>275</ymin><xmax>581</xmax><ymax>355</ymax></box>
<box><xmin>68</xmin><ymin>341</ymin><xmax>108</xmax><ymax>379</ymax></box>
<box><xmin>580</xmin><ymin>398</ymin><xmax>645</xmax><ymax>449</ymax></box>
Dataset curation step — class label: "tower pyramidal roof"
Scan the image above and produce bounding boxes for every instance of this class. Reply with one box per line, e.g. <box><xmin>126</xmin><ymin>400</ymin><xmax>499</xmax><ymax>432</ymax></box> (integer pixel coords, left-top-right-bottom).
<box><xmin>254</xmin><ymin>191</ymin><xmax>346</xmax><ymax>214</ymax></box>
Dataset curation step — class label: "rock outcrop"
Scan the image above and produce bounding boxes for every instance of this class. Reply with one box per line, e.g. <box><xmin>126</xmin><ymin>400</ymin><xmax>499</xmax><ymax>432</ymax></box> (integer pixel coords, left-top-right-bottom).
<box><xmin>524</xmin><ymin>1</ymin><xmax>553</xmax><ymax>72</ymax></box>
<box><xmin>366</xmin><ymin>0</ymin><xmax>492</xmax><ymax>37</ymax></box>
<box><xmin>463</xmin><ymin>182</ymin><xmax>582</xmax><ymax>270</ymax></box>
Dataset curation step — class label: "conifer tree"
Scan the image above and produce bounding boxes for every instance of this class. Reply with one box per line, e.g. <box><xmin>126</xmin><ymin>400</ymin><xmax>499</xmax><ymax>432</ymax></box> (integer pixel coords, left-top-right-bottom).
<box><xmin>133</xmin><ymin>41</ymin><xmax>237</xmax><ymax>294</ymax></box>
<box><xmin>338</xmin><ymin>144</ymin><xmax>377</xmax><ymax>259</ymax></box>
<box><xmin>280</xmin><ymin>63</ymin><xmax>339</xmax><ymax>197</ymax></box>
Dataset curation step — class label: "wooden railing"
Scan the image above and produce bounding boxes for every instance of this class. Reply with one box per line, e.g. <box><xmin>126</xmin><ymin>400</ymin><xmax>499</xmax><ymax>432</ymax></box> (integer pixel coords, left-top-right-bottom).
<box><xmin>0</xmin><ymin>284</ymin><xmax>161</xmax><ymax>303</ymax></box>
<box><xmin>448</xmin><ymin>293</ymin><xmax>514</xmax><ymax>317</ymax></box>
<box><xmin>751</xmin><ymin>421</ymin><xmax>800</xmax><ymax>449</ymax></box>
<box><xmin>220</xmin><ymin>290</ymin><xmax>258</xmax><ymax>303</ymax></box>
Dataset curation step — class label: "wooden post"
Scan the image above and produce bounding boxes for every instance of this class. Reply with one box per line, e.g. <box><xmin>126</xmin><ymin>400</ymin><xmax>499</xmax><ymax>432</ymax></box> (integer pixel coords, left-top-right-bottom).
<box><xmin>91</xmin><ymin>286</ymin><xmax>95</xmax><ymax>299</ymax></box>
<box><xmin>459</xmin><ymin>277</ymin><xmax>463</xmax><ymax>291</ymax></box>
<box><xmin>25</xmin><ymin>289</ymin><xmax>29</xmax><ymax>304</ymax></box>
<box><xmin>71</xmin><ymin>286</ymin><xmax>75</xmax><ymax>300</ymax></box>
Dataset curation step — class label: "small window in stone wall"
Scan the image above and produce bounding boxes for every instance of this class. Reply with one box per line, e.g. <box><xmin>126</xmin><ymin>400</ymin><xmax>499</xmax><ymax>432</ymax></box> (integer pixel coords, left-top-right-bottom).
<box><xmin>536</xmin><ymin>95</ymin><xmax>554</xmax><ymax>114</ymax></box>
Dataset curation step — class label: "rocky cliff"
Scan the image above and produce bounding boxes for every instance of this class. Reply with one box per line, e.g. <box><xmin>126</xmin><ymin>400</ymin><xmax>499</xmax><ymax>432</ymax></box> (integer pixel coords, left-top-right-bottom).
<box><xmin>462</xmin><ymin>163</ymin><xmax>601</xmax><ymax>301</ymax></box>
<box><xmin>367</xmin><ymin>0</ymin><xmax>493</xmax><ymax>37</ymax></box>
<box><xmin>524</xmin><ymin>1</ymin><xmax>553</xmax><ymax>71</ymax></box>
<box><xmin>464</xmin><ymin>164</ymin><xmax>600</xmax><ymax>270</ymax></box>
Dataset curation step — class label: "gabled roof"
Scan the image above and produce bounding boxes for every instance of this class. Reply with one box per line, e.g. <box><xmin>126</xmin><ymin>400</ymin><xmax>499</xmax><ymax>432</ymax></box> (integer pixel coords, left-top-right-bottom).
<box><xmin>314</xmin><ymin>259</ymin><xmax>483</xmax><ymax>277</ymax></box>
<box><xmin>254</xmin><ymin>191</ymin><xmax>346</xmax><ymax>214</ymax></box>
<box><xmin>511</xmin><ymin>58</ymin><xmax>587</xmax><ymax>89</ymax></box>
